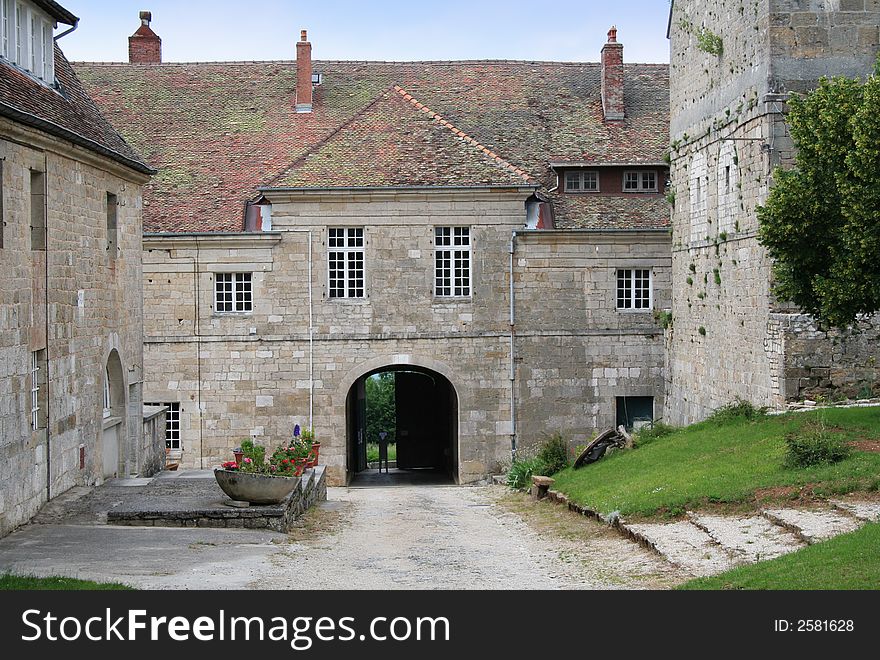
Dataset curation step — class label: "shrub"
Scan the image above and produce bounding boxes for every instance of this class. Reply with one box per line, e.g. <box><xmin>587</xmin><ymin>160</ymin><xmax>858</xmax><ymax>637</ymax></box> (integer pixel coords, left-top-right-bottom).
<box><xmin>635</xmin><ymin>422</ymin><xmax>677</xmax><ymax>447</ymax></box>
<box><xmin>784</xmin><ymin>423</ymin><xmax>852</xmax><ymax>468</ymax></box>
<box><xmin>708</xmin><ymin>398</ymin><xmax>767</xmax><ymax>424</ymax></box>
<box><xmin>507</xmin><ymin>457</ymin><xmax>544</xmax><ymax>490</ymax></box>
<box><xmin>536</xmin><ymin>433</ymin><xmax>571</xmax><ymax>475</ymax></box>
<box><xmin>240</xmin><ymin>439</ymin><xmax>266</xmax><ymax>467</ymax></box>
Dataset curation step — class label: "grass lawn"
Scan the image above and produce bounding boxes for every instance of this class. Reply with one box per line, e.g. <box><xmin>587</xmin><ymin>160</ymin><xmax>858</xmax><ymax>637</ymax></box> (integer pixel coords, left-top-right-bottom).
<box><xmin>679</xmin><ymin>523</ymin><xmax>880</xmax><ymax>590</ymax></box>
<box><xmin>550</xmin><ymin>406</ymin><xmax>880</xmax><ymax>518</ymax></box>
<box><xmin>0</xmin><ymin>574</ymin><xmax>133</xmax><ymax>590</ymax></box>
<box><xmin>366</xmin><ymin>442</ymin><xmax>397</xmax><ymax>463</ymax></box>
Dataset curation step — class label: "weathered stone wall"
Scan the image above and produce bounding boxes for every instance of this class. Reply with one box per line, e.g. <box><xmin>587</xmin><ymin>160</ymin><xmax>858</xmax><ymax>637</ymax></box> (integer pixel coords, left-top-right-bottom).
<box><xmin>0</xmin><ymin>120</ymin><xmax>148</xmax><ymax>537</ymax></box>
<box><xmin>514</xmin><ymin>231</ymin><xmax>670</xmax><ymax>448</ymax></box>
<box><xmin>780</xmin><ymin>314</ymin><xmax>880</xmax><ymax>401</ymax></box>
<box><xmin>143</xmin><ymin>191</ymin><xmax>671</xmax><ymax>484</ymax></box>
<box><xmin>666</xmin><ymin>0</ymin><xmax>880</xmax><ymax>425</ymax></box>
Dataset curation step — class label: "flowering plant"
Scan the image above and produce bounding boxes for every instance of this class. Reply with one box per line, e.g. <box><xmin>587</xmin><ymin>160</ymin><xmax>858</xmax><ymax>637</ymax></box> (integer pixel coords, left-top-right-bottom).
<box><xmin>219</xmin><ymin>424</ymin><xmax>319</xmax><ymax>477</ymax></box>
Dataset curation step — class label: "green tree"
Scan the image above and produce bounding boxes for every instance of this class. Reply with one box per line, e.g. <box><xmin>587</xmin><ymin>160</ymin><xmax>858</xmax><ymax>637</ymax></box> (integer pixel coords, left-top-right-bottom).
<box><xmin>758</xmin><ymin>63</ymin><xmax>880</xmax><ymax>328</ymax></box>
<box><xmin>365</xmin><ymin>372</ymin><xmax>396</xmax><ymax>444</ymax></box>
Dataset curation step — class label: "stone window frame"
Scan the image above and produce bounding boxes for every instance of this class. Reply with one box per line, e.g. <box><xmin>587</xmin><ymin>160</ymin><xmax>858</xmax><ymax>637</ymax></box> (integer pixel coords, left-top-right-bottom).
<box><xmin>564</xmin><ymin>170</ymin><xmax>600</xmax><ymax>193</ymax></box>
<box><xmin>327</xmin><ymin>227</ymin><xmax>365</xmax><ymax>299</ymax></box>
<box><xmin>29</xmin><ymin>168</ymin><xmax>46</xmax><ymax>251</ymax></box>
<box><xmin>688</xmin><ymin>151</ymin><xmax>709</xmax><ymax>243</ymax></box>
<box><xmin>106</xmin><ymin>191</ymin><xmax>118</xmax><ymax>258</ymax></box>
<box><xmin>615</xmin><ymin>268</ymin><xmax>653</xmax><ymax>311</ymax></box>
<box><xmin>434</xmin><ymin>226</ymin><xmax>472</xmax><ymax>298</ymax></box>
<box><xmin>214</xmin><ymin>272</ymin><xmax>253</xmax><ymax>314</ymax></box>
<box><xmin>623</xmin><ymin>170</ymin><xmax>658</xmax><ymax>193</ymax></box>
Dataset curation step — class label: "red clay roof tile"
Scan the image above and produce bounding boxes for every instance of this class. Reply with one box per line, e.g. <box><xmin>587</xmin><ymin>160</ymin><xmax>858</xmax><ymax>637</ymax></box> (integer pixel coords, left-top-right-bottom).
<box><xmin>73</xmin><ymin>59</ymin><xmax>669</xmax><ymax>232</ymax></box>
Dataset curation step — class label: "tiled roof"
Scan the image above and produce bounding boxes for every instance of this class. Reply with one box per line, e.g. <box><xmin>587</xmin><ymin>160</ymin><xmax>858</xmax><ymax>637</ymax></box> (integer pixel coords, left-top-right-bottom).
<box><xmin>269</xmin><ymin>85</ymin><xmax>533</xmax><ymax>188</ymax></box>
<box><xmin>549</xmin><ymin>191</ymin><xmax>670</xmax><ymax>230</ymax></box>
<box><xmin>0</xmin><ymin>48</ymin><xmax>151</xmax><ymax>174</ymax></box>
<box><xmin>73</xmin><ymin>59</ymin><xmax>669</xmax><ymax>232</ymax></box>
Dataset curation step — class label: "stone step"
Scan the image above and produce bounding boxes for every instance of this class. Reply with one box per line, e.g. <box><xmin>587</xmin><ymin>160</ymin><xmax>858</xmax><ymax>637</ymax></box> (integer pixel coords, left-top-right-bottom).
<box><xmin>622</xmin><ymin>520</ymin><xmax>739</xmax><ymax>577</ymax></box>
<box><xmin>761</xmin><ymin>507</ymin><xmax>861</xmax><ymax>544</ymax></box>
<box><xmin>830</xmin><ymin>500</ymin><xmax>880</xmax><ymax>522</ymax></box>
<box><xmin>688</xmin><ymin>513</ymin><xmax>805</xmax><ymax>563</ymax></box>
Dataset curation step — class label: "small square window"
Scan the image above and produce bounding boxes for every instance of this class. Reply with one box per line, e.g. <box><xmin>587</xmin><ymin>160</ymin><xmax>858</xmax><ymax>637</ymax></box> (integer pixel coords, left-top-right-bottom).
<box><xmin>215</xmin><ymin>273</ymin><xmax>253</xmax><ymax>313</ymax></box>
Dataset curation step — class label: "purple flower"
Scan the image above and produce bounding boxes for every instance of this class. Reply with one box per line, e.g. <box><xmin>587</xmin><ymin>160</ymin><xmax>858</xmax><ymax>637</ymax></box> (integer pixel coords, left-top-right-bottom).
<box><xmin>294</xmin><ymin>424</ymin><xmax>301</xmax><ymax>437</ymax></box>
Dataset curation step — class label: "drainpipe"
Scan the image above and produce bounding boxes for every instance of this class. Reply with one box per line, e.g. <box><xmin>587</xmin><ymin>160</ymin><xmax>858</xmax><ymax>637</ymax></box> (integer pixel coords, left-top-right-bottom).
<box><xmin>195</xmin><ymin>238</ymin><xmax>204</xmax><ymax>469</ymax></box>
<box><xmin>308</xmin><ymin>229</ymin><xmax>314</xmax><ymax>432</ymax></box>
<box><xmin>509</xmin><ymin>230</ymin><xmax>518</xmax><ymax>461</ymax></box>
<box><xmin>54</xmin><ymin>20</ymin><xmax>79</xmax><ymax>43</ymax></box>
<box><xmin>43</xmin><ymin>154</ymin><xmax>51</xmax><ymax>500</ymax></box>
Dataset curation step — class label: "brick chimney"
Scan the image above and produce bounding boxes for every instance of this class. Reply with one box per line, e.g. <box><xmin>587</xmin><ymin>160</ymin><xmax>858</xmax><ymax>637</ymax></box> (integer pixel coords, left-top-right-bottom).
<box><xmin>296</xmin><ymin>30</ymin><xmax>313</xmax><ymax>113</ymax></box>
<box><xmin>129</xmin><ymin>11</ymin><xmax>161</xmax><ymax>64</ymax></box>
<box><xmin>601</xmin><ymin>26</ymin><xmax>624</xmax><ymax>121</ymax></box>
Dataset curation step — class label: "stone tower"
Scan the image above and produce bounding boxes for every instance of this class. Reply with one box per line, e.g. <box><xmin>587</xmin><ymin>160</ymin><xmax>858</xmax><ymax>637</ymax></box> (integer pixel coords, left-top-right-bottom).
<box><xmin>665</xmin><ymin>0</ymin><xmax>880</xmax><ymax>424</ymax></box>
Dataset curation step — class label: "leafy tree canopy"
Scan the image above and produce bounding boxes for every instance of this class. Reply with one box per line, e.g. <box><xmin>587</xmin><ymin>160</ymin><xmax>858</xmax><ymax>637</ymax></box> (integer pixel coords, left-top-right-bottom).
<box><xmin>758</xmin><ymin>61</ymin><xmax>880</xmax><ymax>328</ymax></box>
<box><xmin>365</xmin><ymin>372</ymin><xmax>396</xmax><ymax>444</ymax></box>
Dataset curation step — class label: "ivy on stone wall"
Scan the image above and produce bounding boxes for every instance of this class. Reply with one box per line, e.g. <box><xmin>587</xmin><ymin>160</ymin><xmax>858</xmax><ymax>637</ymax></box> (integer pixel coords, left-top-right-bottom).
<box><xmin>758</xmin><ymin>61</ymin><xmax>880</xmax><ymax>328</ymax></box>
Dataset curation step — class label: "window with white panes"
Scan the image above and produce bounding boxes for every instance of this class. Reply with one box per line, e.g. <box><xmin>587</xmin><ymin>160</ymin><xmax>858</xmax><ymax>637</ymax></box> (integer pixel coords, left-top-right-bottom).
<box><xmin>328</xmin><ymin>228</ymin><xmax>365</xmax><ymax>299</ymax></box>
<box><xmin>623</xmin><ymin>171</ymin><xmax>658</xmax><ymax>192</ymax></box>
<box><xmin>103</xmin><ymin>367</ymin><xmax>111</xmax><ymax>418</ymax></box>
<box><xmin>1</xmin><ymin>0</ymin><xmax>9</xmax><ymax>59</ymax></box>
<box><xmin>41</xmin><ymin>18</ymin><xmax>50</xmax><ymax>80</ymax></box>
<box><xmin>147</xmin><ymin>402</ymin><xmax>181</xmax><ymax>450</ymax></box>
<box><xmin>214</xmin><ymin>273</ymin><xmax>253</xmax><ymax>313</ymax></box>
<box><xmin>30</xmin><ymin>349</ymin><xmax>46</xmax><ymax>430</ymax></box>
<box><xmin>435</xmin><ymin>227</ymin><xmax>471</xmax><ymax>297</ymax></box>
<box><xmin>29</xmin><ymin>12</ymin><xmax>36</xmax><ymax>74</ymax></box>
<box><xmin>15</xmin><ymin>2</ymin><xmax>23</xmax><ymax>65</ymax></box>
<box><xmin>616</xmin><ymin>269</ymin><xmax>652</xmax><ymax>311</ymax></box>
<box><xmin>564</xmin><ymin>171</ymin><xmax>599</xmax><ymax>193</ymax></box>
<box><xmin>30</xmin><ymin>351</ymin><xmax>39</xmax><ymax>429</ymax></box>
<box><xmin>2</xmin><ymin>2</ymin><xmax>55</xmax><ymax>82</ymax></box>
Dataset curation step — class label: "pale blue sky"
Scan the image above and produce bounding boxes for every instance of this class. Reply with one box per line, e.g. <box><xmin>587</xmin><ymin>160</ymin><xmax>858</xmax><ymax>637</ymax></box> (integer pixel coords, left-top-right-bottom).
<box><xmin>60</xmin><ymin>0</ymin><xmax>671</xmax><ymax>63</ymax></box>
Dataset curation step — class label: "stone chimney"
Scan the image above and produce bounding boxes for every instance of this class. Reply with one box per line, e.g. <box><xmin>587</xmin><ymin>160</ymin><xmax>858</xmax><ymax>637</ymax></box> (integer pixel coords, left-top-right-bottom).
<box><xmin>601</xmin><ymin>26</ymin><xmax>624</xmax><ymax>121</ymax></box>
<box><xmin>296</xmin><ymin>30</ymin><xmax>313</xmax><ymax>113</ymax></box>
<box><xmin>129</xmin><ymin>11</ymin><xmax>162</xmax><ymax>64</ymax></box>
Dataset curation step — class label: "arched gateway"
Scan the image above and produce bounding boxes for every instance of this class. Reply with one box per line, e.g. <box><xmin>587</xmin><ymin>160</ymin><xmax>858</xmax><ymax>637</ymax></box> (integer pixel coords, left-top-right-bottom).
<box><xmin>344</xmin><ymin>363</ymin><xmax>459</xmax><ymax>485</ymax></box>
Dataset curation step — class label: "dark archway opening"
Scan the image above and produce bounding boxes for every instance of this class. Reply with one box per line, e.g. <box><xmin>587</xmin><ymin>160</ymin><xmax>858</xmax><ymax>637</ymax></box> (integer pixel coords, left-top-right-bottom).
<box><xmin>346</xmin><ymin>366</ymin><xmax>458</xmax><ymax>487</ymax></box>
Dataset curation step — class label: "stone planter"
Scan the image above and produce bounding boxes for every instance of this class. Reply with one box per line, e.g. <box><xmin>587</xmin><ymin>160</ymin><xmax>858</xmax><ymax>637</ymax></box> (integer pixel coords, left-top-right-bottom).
<box><xmin>214</xmin><ymin>469</ymin><xmax>300</xmax><ymax>505</ymax></box>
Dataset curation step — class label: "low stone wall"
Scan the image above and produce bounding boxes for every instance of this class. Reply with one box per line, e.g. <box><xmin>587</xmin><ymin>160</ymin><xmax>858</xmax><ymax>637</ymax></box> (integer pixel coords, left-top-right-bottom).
<box><xmin>140</xmin><ymin>405</ymin><xmax>167</xmax><ymax>477</ymax></box>
<box><xmin>108</xmin><ymin>466</ymin><xmax>327</xmax><ymax>532</ymax></box>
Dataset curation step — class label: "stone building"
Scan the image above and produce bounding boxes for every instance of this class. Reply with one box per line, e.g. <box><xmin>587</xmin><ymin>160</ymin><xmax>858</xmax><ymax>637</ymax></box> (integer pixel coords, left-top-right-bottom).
<box><xmin>0</xmin><ymin>1</ymin><xmax>157</xmax><ymax>536</ymax></box>
<box><xmin>665</xmin><ymin>0</ymin><xmax>880</xmax><ymax>425</ymax></box>
<box><xmin>75</xmin><ymin>21</ymin><xmax>671</xmax><ymax>485</ymax></box>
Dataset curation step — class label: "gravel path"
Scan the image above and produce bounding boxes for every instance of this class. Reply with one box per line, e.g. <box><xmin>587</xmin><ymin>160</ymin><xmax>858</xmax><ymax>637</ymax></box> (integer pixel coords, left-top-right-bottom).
<box><xmin>263</xmin><ymin>485</ymin><xmax>682</xmax><ymax>590</ymax></box>
<box><xmin>0</xmin><ymin>483</ymin><xmax>682</xmax><ymax>590</ymax></box>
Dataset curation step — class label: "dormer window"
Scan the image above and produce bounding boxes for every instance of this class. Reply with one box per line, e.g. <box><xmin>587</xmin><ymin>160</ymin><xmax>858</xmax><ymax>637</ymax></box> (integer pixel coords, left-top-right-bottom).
<box><xmin>623</xmin><ymin>171</ymin><xmax>658</xmax><ymax>193</ymax></box>
<box><xmin>565</xmin><ymin>170</ymin><xmax>599</xmax><ymax>193</ymax></box>
<box><xmin>1</xmin><ymin>1</ymin><xmax>55</xmax><ymax>84</ymax></box>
